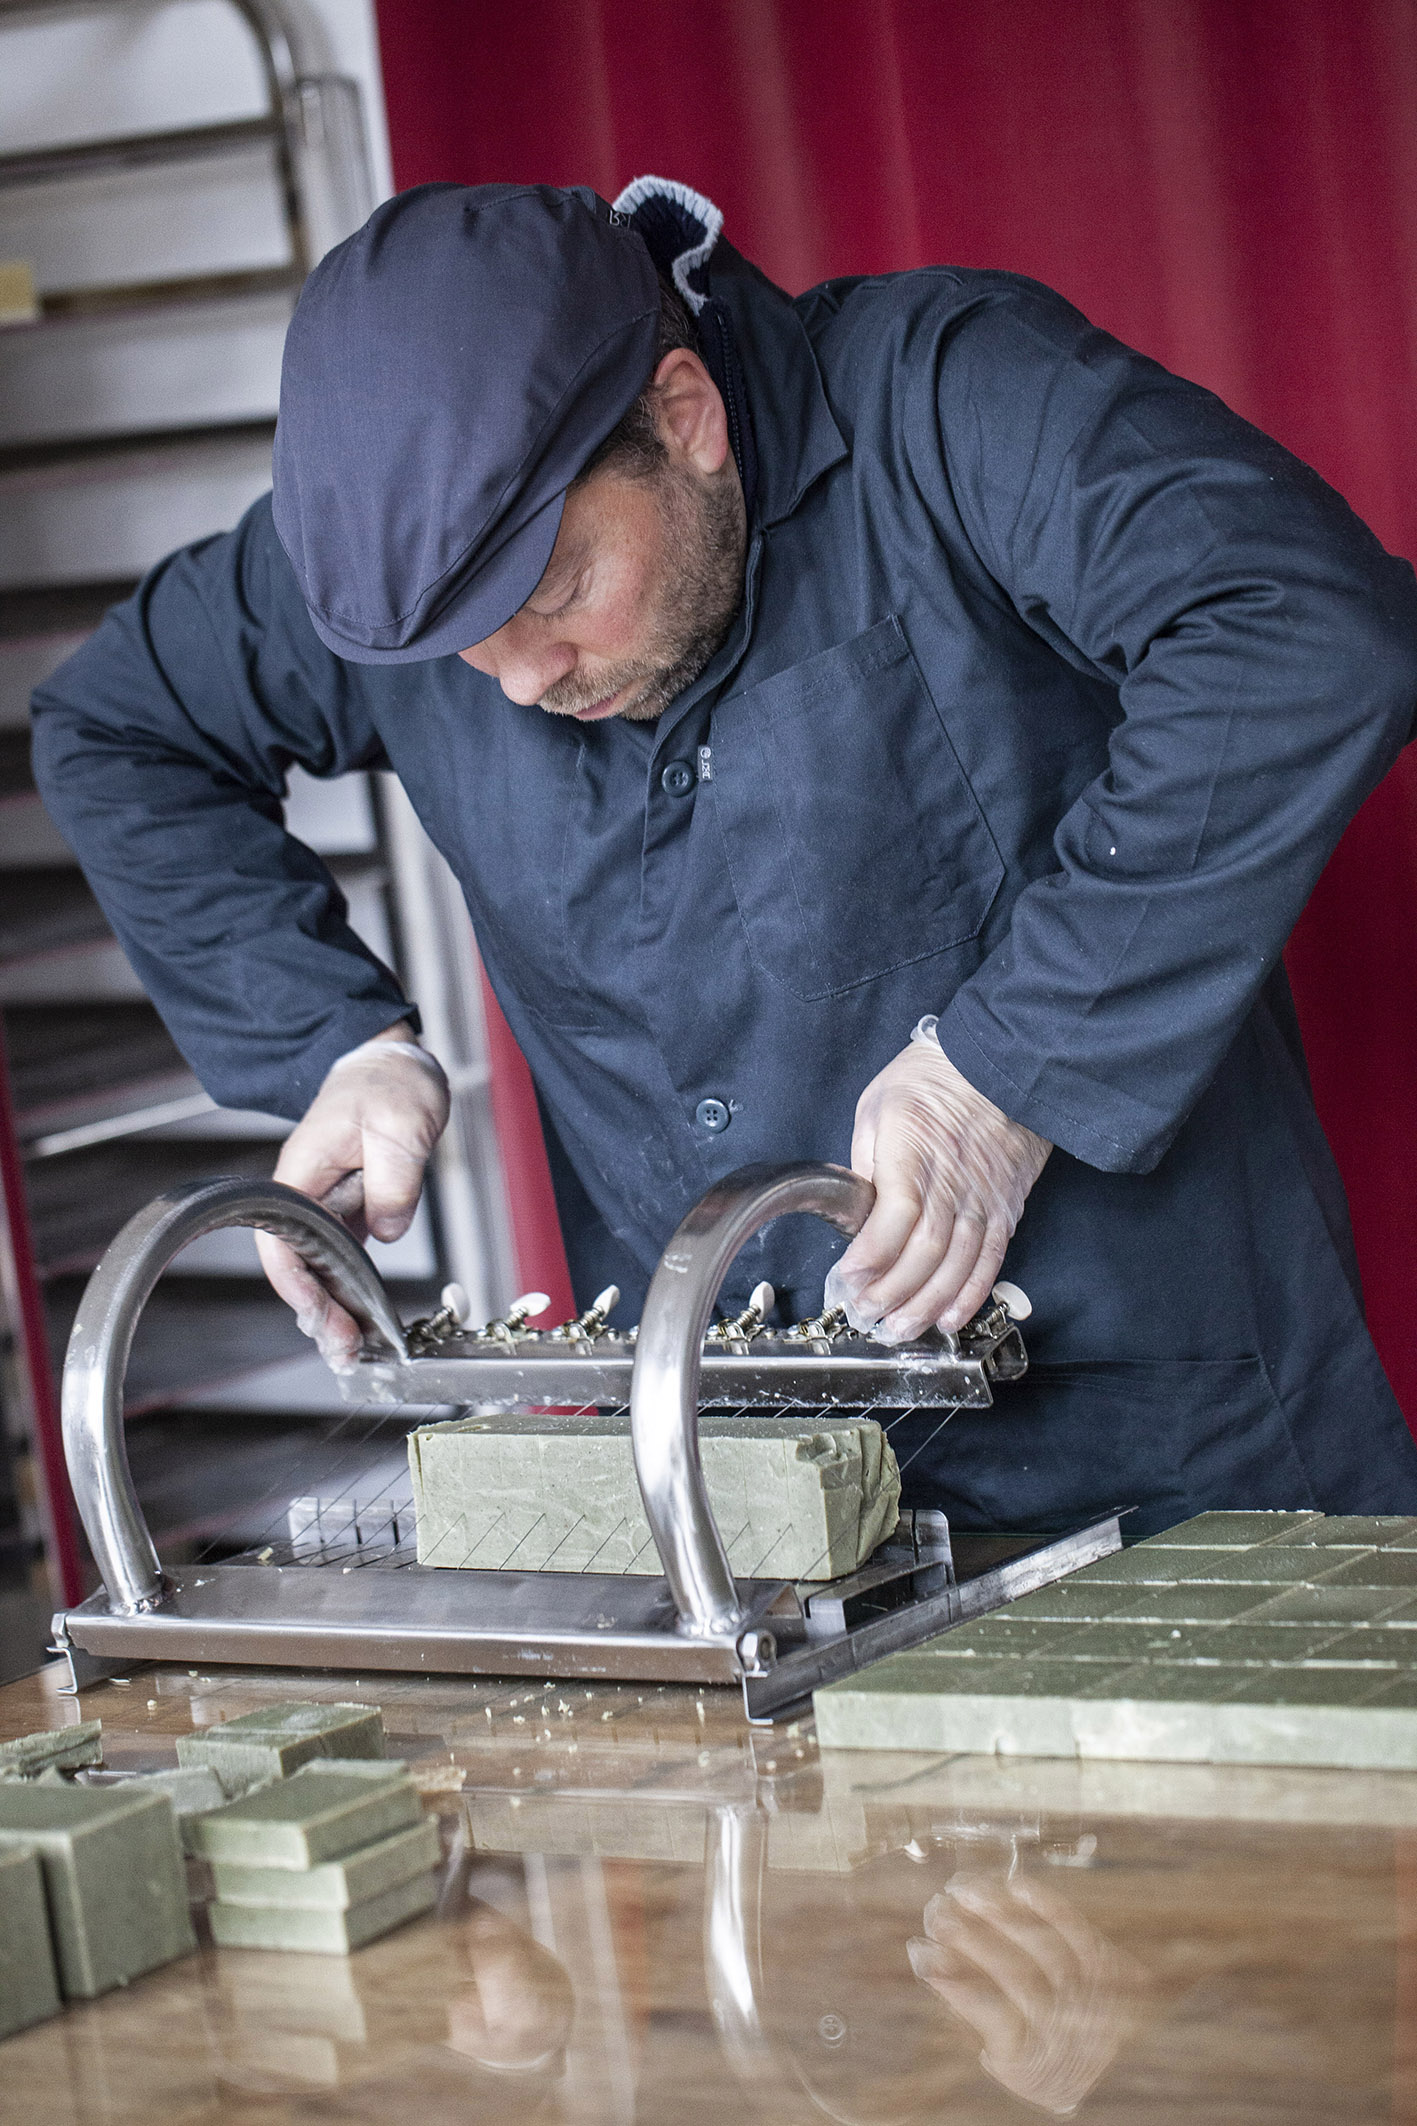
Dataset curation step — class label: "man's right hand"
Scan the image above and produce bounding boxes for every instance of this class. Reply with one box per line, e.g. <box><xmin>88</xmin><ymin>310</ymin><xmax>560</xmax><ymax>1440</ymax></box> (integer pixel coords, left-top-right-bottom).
<box><xmin>254</xmin><ymin>1025</ymin><xmax>450</xmax><ymax>1370</ymax></box>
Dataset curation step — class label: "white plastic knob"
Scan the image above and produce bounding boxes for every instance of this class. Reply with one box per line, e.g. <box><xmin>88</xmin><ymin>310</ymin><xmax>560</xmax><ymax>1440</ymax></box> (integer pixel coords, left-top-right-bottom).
<box><xmin>991</xmin><ymin>1280</ymin><xmax>1032</xmax><ymax>1322</ymax></box>
<box><xmin>749</xmin><ymin>1281</ymin><xmax>775</xmax><ymax>1319</ymax></box>
<box><xmin>511</xmin><ymin>1291</ymin><xmax>551</xmax><ymax>1319</ymax></box>
<box><xmin>439</xmin><ymin>1283</ymin><xmax>470</xmax><ymax>1325</ymax></box>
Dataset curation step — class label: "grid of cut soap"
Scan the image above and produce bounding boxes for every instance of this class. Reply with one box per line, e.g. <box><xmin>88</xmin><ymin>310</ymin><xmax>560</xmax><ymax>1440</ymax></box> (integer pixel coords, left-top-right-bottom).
<box><xmin>814</xmin><ymin>1513</ymin><xmax>1417</xmax><ymax>1768</ymax></box>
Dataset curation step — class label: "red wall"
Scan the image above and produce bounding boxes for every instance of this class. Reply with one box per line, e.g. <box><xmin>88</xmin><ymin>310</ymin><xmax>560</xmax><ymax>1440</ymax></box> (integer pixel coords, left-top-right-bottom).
<box><xmin>376</xmin><ymin>0</ymin><xmax>1417</xmax><ymax>1418</ymax></box>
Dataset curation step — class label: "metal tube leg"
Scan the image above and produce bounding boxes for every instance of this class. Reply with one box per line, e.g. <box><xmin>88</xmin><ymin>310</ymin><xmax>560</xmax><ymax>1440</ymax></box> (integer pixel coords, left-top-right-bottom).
<box><xmin>630</xmin><ymin>1161</ymin><xmax>874</xmax><ymax>1640</ymax></box>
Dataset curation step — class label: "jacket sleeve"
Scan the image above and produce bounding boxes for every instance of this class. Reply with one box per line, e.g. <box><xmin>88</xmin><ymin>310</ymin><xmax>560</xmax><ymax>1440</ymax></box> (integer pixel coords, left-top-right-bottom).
<box><xmin>922</xmin><ymin>278</ymin><xmax>1417</xmax><ymax>1173</ymax></box>
<box><xmin>29</xmin><ymin>494</ymin><xmax>414</xmax><ymax>1121</ymax></box>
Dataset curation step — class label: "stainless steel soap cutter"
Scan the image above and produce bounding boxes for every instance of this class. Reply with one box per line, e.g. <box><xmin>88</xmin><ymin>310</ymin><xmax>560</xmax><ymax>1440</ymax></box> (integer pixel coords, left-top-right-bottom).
<box><xmin>52</xmin><ymin>1161</ymin><xmax>1120</xmax><ymax>1718</ymax></box>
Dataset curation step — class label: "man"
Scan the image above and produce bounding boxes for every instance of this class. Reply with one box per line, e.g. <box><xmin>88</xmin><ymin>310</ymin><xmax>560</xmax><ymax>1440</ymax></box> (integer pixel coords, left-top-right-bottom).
<box><xmin>33</xmin><ymin>179</ymin><xmax>1417</xmax><ymax>1535</ymax></box>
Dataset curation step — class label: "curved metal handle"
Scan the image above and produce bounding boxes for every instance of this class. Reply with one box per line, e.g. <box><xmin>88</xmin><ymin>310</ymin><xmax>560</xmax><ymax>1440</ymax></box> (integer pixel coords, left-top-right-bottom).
<box><xmin>62</xmin><ymin>1177</ymin><xmax>407</xmax><ymax>1616</ymax></box>
<box><xmin>630</xmin><ymin>1161</ymin><xmax>873</xmax><ymax>1640</ymax></box>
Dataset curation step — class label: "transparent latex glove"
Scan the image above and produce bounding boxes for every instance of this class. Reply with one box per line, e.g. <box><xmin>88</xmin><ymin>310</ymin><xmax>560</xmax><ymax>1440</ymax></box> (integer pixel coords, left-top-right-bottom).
<box><xmin>825</xmin><ymin>1024</ymin><xmax>1051</xmax><ymax>1344</ymax></box>
<box><xmin>908</xmin><ymin>1873</ymin><xmax>1148</xmax><ymax>2117</ymax></box>
<box><xmin>254</xmin><ymin>1025</ymin><xmax>449</xmax><ymax>1371</ymax></box>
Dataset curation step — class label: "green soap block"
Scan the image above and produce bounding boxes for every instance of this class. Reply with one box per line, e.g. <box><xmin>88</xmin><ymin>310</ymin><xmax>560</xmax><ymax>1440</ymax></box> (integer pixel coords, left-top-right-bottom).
<box><xmin>1353</xmin><ymin>1674</ymin><xmax>1417</xmax><ymax>1708</ymax></box>
<box><xmin>1100</xmin><ymin>1663</ymin><xmax>1253</xmax><ymax>1704</ymax></box>
<box><xmin>815</xmin><ymin>1624</ymin><xmax>1417</xmax><ymax>1766</ymax></box>
<box><xmin>1263</xmin><ymin>1515</ymin><xmax>1417</xmax><ymax>1549</ymax></box>
<box><xmin>928</xmin><ymin>1618</ymin><xmax>1088</xmax><ymax>1658</ymax></box>
<box><xmin>1140</xmin><ymin>1512</ymin><xmax>1321</xmax><ymax>1548</ymax></box>
<box><xmin>305</xmin><ymin>1757</ymin><xmax>409</xmax><ymax>1780</ymax></box>
<box><xmin>408</xmin><ymin>1411</ymin><xmax>900</xmax><ymax>1580</ymax></box>
<box><xmin>212</xmin><ymin>1817</ymin><xmax>439</xmax><ymax>1910</ymax></box>
<box><xmin>1220</xmin><ymin>1666</ymin><xmax>1385</xmax><ymax>1707</ymax></box>
<box><xmin>1178</xmin><ymin>1548</ymin><xmax>1352</xmax><ymax>1585</ymax></box>
<box><xmin>0</xmin><ymin>1721</ymin><xmax>102</xmax><ymax>1777</ymax></box>
<box><xmin>1070</xmin><ymin>1546</ymin><xmax>1238</xmax><ymax>1584</ymax></box>
<box><xmin>0</xmin><ymin>1783</ymin><xmax>193</xmax><ymax>1999</ymax></box>
<box><xmin>1300</xmin><ymin>1630</ymin><xmax>1408</xmax><ymax>1669</ymax></box>
<box><xmin>189</xmin><ymin>1766</ymin><xmax>420</xmax><ymax>1869</ymax></box>
<box><xmin>1192</xmin><ymin>1623</ymin><xmax>1353</xmax><ymax>1665</ymax></box>
<box><xmin>1250</xmin><ymin>1585</ymin><xmax>1417</xmax><ymax>1626</ymax></box>
<box><xmin>994</xmin><ymin>1582</ymin><xmax>1135</xmax><ymax>1622</ymax></box>
<box><xmin>210</xmin><ymin>1867</ymin><xmax>436</xmax><ymax>1954</ymax></box>
<box><xmin>1108</xmin><ymin>1583</ymin><xmax>1274</xmax><ymax>1623</ymax></box>
<box><xmin>120</xmin><ymin>1767</ymin><xmax>236</xmax><ymax>1855</ymax></box>
<box><xmin>0</xmin><ymin>1845</ymin><xmax>61</xmax><ymax>2038</ymax></box>
<box><xmin>1065</xmin><ymin>1622</ymin><xmax>1238</xmax><ymax>1664</ymax></box>
<box><xmin>814</xmin><ymin>1663</ymin><xmax>1137</xmax><ymax>1754</ymax></box>
<box><xmin>177</xmin><ymin>1702</ymin><xmax>383</xmax><ymax>1785</ymax></box>
<box><xmin>1320</xmin><ymin>1552</ymin><xmax>1417</xmax><ymax>1590</ymax></box>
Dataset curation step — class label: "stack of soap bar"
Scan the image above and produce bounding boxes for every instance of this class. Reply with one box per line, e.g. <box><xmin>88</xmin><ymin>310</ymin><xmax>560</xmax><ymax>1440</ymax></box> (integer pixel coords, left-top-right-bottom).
<box><xmin>408</xmin><ymin>1412</ymin><xmax>901</xmax><ymax>1579</ymax></box>
<box><xmin>193</xmin><ymin>1762</ymin><xmax>439</xmax><ymax>1953</ymax></box>
<box><xmin>0</xmin><ymin>1782</ymin><xmax>194</xmax><ymax>1997</ymax></box>
<box><xmin>815</xmin><ymin>1512</ymin><xmax>1417</xmax><ymax>1770</ymax></box>
<box><xmin>0</xmin><ymin>1721</ymin><xmax>102</xmax><ymax>1779</ymax></box>
<box><xmin>0</xmin><ymin>1845</ymin><xmax>61</xmax><ymax>2038</ymax></box>
<box><xmin>177</xmin><ymin>1702</ymin><xmax>384</xmax><ymax>1787</ymax></box>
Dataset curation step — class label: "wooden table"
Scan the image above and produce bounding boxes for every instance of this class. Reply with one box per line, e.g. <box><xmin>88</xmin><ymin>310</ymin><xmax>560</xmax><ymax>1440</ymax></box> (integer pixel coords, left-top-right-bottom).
<box><xmin>1</xmin><ymin>1655</ymin><xmax>1414</xmax><ymax>2122</ymax></box>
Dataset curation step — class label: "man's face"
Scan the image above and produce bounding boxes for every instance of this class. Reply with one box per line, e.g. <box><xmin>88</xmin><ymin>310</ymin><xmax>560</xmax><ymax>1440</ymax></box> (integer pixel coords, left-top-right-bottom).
<box><xmin>459</xmin><ymin>352</ymin><xmax>746</xmax><ymax>722</ymax></box>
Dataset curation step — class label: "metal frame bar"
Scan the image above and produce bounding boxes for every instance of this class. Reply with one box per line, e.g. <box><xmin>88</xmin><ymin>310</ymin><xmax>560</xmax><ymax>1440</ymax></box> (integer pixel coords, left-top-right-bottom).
<box><xmin>630</xmin><ymin>1162</ymin><xmax>873</xmax><ymax>1639</ymax></box>
<box><xmin>0</xmin><ymin>114</ymin><xmax>283</xmax><ymax>189</ymax></box>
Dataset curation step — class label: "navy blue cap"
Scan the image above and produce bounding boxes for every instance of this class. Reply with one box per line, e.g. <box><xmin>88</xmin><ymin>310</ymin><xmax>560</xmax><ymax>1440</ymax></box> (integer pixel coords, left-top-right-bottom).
<box><xmin>271</xmin><ymin>183</ymin><xmax>661</xmax><ymax>663</ymax></box>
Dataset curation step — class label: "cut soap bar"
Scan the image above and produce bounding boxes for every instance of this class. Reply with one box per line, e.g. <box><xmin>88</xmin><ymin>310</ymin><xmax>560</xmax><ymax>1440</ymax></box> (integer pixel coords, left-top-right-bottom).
<box><xmin>177</xmin><ymin>1701</ymin><xmax>383</xmax><ymax>1784</ymax></box>
<box><xmin>119</xmin><ymin>1766</ymin><xmax>240</xmax><ymax>1853</ymax></box>
<box><xmin>409</xmin><ymin>1412</ymin><xmax>901</xmax><ymax>1579</ymax></box>
<box><xmin>816</xmin><ymin>1512</ymin><xmax>1417</xmax><ymax>1770</ymax></box>
<box><xmin>0</xmin><ymin>1845</ymin><xmax>61</xmax><ymax>2038</ymax></box>
<box><xmin>0</xmin><ymin>1783</ymin><xmax>193</xmax><ymax>1998</ymax></box>
<box><xmin>209</xmin><ymin>1869</ymin><xmax>437</xmax><ymax>1953</ymax></box>
<box><xmin>190</xmin><ymin>1765</ymin><xmax>420</xmax><ymax>1869</ymax></box>
<box><xmin>0</xmin><ymin>1721</ymin><xmax>102</xmax><ymax>1778</ymax></box>
<box><xmin>212</xmin><ymin>1816</ymin><xmax>439</xmax><ymax>1909</ymax></box>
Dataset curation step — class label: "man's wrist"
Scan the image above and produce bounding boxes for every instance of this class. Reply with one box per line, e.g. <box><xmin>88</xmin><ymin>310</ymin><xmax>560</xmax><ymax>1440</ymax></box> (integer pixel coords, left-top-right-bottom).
<box><xmin>325</xmin><ymin>1030</ymin><xmax>446</xmax><ymax>1080</ymax></box>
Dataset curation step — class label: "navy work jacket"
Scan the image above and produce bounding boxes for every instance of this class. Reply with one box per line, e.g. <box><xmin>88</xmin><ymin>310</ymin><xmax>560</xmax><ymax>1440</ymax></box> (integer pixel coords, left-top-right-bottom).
<box><xmin>32</xmin><ymin>247</ymin><xmax>1417</xmax><ymax>1534</ymax></box>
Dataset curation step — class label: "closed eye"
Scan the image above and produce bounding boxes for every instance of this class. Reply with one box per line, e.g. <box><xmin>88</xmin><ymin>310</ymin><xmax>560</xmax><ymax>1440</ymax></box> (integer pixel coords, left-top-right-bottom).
<box><xmin>527</xmin><ymin>566</ymin><xmax>591</xmax><ymax>619</ymax></box>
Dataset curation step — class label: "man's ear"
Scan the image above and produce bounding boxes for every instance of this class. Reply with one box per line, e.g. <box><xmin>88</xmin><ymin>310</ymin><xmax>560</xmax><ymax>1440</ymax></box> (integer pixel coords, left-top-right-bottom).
<box><xmin>650</xmin><ymin>348</ymin><xmax>731</xmax><ymax>476</ymax></box>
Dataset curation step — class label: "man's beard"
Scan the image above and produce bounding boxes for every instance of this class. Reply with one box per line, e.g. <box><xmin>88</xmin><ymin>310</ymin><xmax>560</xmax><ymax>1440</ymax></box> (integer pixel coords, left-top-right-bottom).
<box><xmin>539</xmin><ymin>463</ymin><xmax>745</xmax><ymax>722</ymax></box>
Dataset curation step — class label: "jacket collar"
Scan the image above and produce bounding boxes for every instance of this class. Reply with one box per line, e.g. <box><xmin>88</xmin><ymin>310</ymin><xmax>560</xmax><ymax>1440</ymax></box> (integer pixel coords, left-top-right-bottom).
<box><xmin>613</xmin><ymin>177</ymin><xmax>846</xmax><ymax>532</ymax></box>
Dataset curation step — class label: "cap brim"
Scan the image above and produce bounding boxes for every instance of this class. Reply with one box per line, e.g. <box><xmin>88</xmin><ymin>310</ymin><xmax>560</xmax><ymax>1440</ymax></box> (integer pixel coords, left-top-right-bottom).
<box><xmin>304</xmin><ymin>487</ymin><xmax>567</xmax><ymax>665</ymax></box>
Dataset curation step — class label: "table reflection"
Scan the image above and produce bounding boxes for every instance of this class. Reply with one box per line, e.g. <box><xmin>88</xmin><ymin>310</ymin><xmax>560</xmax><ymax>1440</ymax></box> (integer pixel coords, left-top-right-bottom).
<box><xmin>906</xmin><ymin>1871</ymin><xmax>1147</xmax><ymax>2116</ymax></box>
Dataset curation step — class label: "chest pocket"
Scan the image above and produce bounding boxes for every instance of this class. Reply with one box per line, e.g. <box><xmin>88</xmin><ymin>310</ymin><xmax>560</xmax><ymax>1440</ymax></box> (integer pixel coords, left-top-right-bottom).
<box><xmin>709</xmin><ymin>617</ymin><xmax>1005</xmax><ymax>1000</ymax></box>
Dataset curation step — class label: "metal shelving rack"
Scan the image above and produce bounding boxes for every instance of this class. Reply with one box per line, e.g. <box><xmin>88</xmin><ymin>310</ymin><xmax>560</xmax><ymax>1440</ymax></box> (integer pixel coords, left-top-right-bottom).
<box><xmin>0</xmin><ymin>0</ymin><xmax>516</xmax><ymax>1669</ymax></box>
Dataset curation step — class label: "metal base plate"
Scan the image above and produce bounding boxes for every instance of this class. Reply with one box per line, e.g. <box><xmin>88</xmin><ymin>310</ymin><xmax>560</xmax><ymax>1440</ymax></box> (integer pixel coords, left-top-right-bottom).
<box><xmin>54</xmin><ymin>1518</ymin><xmax>1121</xmax><ymax>1716</ymax></box>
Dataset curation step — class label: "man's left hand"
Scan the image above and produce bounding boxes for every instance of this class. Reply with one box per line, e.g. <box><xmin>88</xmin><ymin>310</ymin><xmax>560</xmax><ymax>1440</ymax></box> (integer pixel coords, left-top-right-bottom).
<box><xmin>829</xmin><ymin>1035</ymin><xmax>1052</xmax><ymax>1342</ymax></box>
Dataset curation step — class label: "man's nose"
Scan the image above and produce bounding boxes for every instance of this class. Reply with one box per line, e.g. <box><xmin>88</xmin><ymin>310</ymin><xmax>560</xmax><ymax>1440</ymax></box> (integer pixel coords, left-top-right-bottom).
<box><xmin>458</xmin><ymin>637</ymin><xmax>576</xmax><ymax>706</ymax></box>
